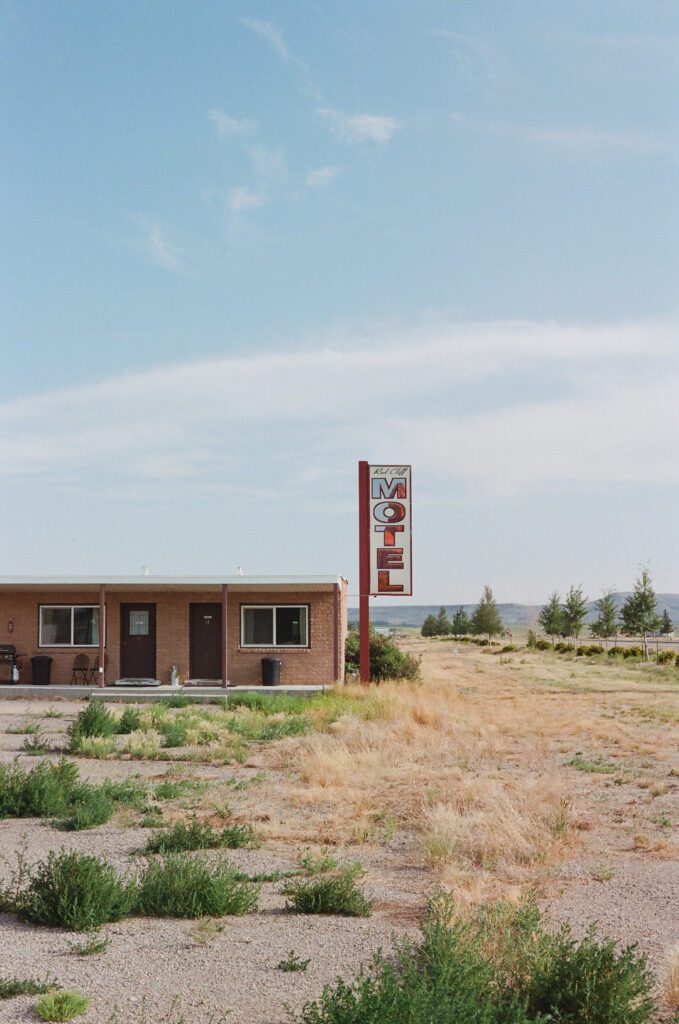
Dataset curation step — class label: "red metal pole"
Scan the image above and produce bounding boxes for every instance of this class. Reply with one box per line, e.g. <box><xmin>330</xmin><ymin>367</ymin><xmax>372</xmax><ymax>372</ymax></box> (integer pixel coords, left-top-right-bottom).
<box><xmin>358</xmin><ymin>460</ymin><xmax>370</xmax><ymax>683</ymax></box>
<box><xmin>221</xmin><ymin>584</ymin><xmax>229</xmax><ymax>688</ymax></box>
<box><xmin>98</xmin><ymin>584</ymin><xmax>106</xmax><ymax>688</ymax></box>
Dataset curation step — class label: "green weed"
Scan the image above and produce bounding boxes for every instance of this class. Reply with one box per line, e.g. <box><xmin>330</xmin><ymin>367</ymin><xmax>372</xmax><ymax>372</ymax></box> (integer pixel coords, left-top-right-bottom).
<box><xmin>284</xmin><ymin>864</ymin><xmax>372</xmax><ymax>917</ymax></box>
<box><xmin>35</xmin><ymin>990</ymin><xmax>89</xmax><ymax>1021</ymax></box>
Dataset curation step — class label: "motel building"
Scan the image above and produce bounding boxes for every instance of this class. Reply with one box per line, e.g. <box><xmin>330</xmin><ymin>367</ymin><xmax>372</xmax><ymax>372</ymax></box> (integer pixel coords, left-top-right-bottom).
<box><xmin>0</xmin><ymin>575</ymin><xmax>348</xmax><ymax>691</ymax></box>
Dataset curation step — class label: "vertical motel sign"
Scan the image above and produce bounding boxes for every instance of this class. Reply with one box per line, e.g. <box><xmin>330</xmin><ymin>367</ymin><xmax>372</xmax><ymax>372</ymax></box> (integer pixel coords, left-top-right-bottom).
<box><xmin>358</xmin><ymin>462</ymin><xmax>412</xmax><ymax>682</ymax></box>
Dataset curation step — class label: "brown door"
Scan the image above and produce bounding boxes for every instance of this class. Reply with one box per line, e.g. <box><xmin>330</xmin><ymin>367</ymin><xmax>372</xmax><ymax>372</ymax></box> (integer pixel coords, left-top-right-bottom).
<box><xmin>190</xmin><ymin>603</ymin><xmax>222</xmax><ymax>680</ymax></box>
<box><xmin>120</xmin><ymin>604</ymin><xmax>156</xmax><ymax>679</ymax></box>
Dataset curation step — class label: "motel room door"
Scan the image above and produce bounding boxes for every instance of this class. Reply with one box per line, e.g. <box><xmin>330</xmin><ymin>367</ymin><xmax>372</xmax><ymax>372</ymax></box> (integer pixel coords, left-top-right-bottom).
<box><xmin>120</xmin><ymin>604</ymin><xmax>157</xmax><ymax>679</ymax></box>
<box><xmin>189</xmin><ymin>603</ymin><xmax>222</xmax><ymax>680</ymax></box>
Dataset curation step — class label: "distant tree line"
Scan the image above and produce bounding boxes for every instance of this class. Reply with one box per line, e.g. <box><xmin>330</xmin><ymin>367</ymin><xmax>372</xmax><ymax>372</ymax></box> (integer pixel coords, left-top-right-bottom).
<box><xmin>538</xmin><ymin>567</ymin><xmax>673</xmax><ymax>659</ymax></box>
<box><xmin>421</xmin><ymin>586</ymin><xmax>504</xmax><ymax>642</ymax></box>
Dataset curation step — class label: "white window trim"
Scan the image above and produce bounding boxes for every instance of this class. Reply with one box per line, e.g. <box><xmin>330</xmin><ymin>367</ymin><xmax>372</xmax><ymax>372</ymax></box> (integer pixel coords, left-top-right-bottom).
<box><xmin>39</xmin><ymin>605</ymin><xmax>101</xmax><ymax>648</ymax></box>
<box><xmin>240</xmin><ymin>604</ymin><xmax>310</xmax><ymax>649</ymax></box>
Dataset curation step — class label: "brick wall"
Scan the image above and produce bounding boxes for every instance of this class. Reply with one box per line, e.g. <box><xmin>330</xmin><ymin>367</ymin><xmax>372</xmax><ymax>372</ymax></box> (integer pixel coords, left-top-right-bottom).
<box><xmin>0</xmin><ymin>584</ymin><xmax>347</xmax><ymax>686</ymax></box>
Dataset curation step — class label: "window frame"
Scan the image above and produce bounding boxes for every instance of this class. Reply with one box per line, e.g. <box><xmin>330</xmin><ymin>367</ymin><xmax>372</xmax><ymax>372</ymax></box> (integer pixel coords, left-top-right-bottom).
<box><xmin>239</xmin><ymin>604</ymin><xmax>310</xmax><ymax>649</ymax></box>
<box><xmin>38</xmin><ymin>605</ymin><xmax>101</xmax><ymax>648</ymax></box>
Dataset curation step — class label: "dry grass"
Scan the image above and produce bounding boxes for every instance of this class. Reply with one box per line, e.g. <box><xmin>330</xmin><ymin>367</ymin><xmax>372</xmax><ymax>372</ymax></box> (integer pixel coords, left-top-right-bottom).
<box><xmin>262</xmin><ymin>638</ymin><xmax>679</xmax><ymax>902</ymax></box>
<box><xmin>665</xmin><ymin>943</ymin><xmax>679</xmax><ymax>1011</ymax></box>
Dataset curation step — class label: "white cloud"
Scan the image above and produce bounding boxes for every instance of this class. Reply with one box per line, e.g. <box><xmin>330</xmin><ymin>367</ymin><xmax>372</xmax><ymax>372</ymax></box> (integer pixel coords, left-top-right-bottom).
<box><xmin>208</xmin><ymin>109</ymin><xmax>257</xmax><ymax>137</ymax></box>
<box><xmin>319</xmin><ymin>107</ymin><xmax>401</xmax><ymax>144</ymax></box>
<box><xmin>451</xmin><ymin>113</ymin><xmax>674</xmax><ymax>157</ymax></box>
<box><xmin>306</xmin><ymin>166</ymin><xmax>339</xmax><ymax>188</ymax></box>
<box><xmin>1</xmin><ymin>318</ymin><xmax>678</xmax><ymax>496</ymax></box>
<box><xmin>241</xmin><ymin>18</ymin><xmax>291</xmax><ymax>61</ymax></box>
<box><xmin>227</xmin><ymin>186</ymin><xmax>265</xmax><ymax>212</ymax></box>
<box><xmin>145</xmin><ymin>223</ymin><xmax>185</xmax><ymax>272</ymax></box>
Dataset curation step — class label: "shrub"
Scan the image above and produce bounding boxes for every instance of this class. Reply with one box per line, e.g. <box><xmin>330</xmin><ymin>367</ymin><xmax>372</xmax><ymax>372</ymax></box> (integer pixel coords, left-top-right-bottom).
<box><xmin>227</xmin><ymin>692</ymin><xmax>307</xmax><ymax>715</ymax></box>
<box><xmin>143</xmin><ymin>818</ymin><xmax>258</xmax><ymax>854</ymax></box>
<box><xmin>98</xmin><ymin>777</ymin><xmax>147</xmax><ymax>809</ymax></box>
<box><xmin>576</xmin><ymin>645</ymin><xmax>605</xmax><ymax>657</ymax></box>
<box><xmin>157</xmin><ymin>693</ymin><xmax>194</xmax><ymax>709</ymax></box>
<box><xmin>554</xmin><ymin>642</ymin><xmax>575</xmax><ymax>654</ymax></box>
<box><xmin>35</xmin><ymin>991</ymin><xmax>89</xmax><ymax>1022</ymax></box>
<box><xmin>345</xmin><ymin>629</ymin><xmax>420</xmax><ymax>682</ymax></box>
<box><xmin>499</xmin><ymin>644</ymin><xmax>518</xmax><ymax>653</ymax></box>
<box><xmin>22</xmin><ymin>730</ymin><xmax>50</xmax><ymax>755</ymax></box>
<box><xmin>135</xmin><ymin>853</ymin><xmax>259</xmax><ymax>917</ymax></box>
<box><xmin>607</xmin><ymin>647</ymin><xmax>625</xmax><ymax>658</ymax></box>
<box><xmin>159</xmin><ymin>719</ymin><xmax>189</xmax><ymax>748</ymax></box>
<box><xmin>115</xmin><ymin>706</ymin><xmax>142</xmax><ymax>733</ymax></box>
<box><xmin>656</xmin><ymin>650</ymin><xmax>674</xmax><ymax>665</ymax></box>
<box><xmin>18</xmin><ymin>850</ymin><xmax>135</xmax><ymax>930</ymax></box>
<box><xmin>55</xmin><ymin>787</ymin><xmax>114</xmax><ymax>831</ymax></box>
<box><xmin>0</xmin><ymin>759</ymin><xmax>78</xmax><ymax>818</ymax></box>
<box><xmin>534</xmin><ymin>639</ymin><xmax>552</xmax><ymax>651</ymax></box>
<box><xmin>67</xmin><ymin>703</ymin><xmax>116</xmax><ymax>751</ymax></box>
<box><xmin>623</xmin><ymin>646</ymin><xmax>644</xmax><ymax>659</ymax></box>
<box><xmin>293</xmin><ymin>898</ymin><xmax>656</xmax><ymax>1024</ymax></box>
<box><xmin>284</xmin><ymin>864</ymin><xmax>372</xmax><ymax>917</ymax></box>
<box><xmin>0</xmin><ymin>977</ymin><xmax>55</xmax><ymax>999</ymax></box>
<box><xmin>70</xmin><ymin>736</ymin><xmax>116</xmax><ymax>758</ymax></box>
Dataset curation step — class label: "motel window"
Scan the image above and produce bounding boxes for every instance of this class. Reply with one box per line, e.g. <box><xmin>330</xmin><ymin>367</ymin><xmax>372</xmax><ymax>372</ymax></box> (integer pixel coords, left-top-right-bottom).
<box><xmin>240</xmin><ymin>605</ymin><xmax>309</xmax><ymax>648</ymax></box>
<box><xmin>39</xmin><ymin>606</ymin><xmax>100</xmax><ymax>647</ymax></box>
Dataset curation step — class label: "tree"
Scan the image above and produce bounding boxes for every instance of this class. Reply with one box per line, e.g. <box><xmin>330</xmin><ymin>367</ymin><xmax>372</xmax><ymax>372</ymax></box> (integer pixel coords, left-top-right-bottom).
<box><xmin>590</xmin><ymin>590</ymin><xmax>618</xmax><ymax>640</ymax></box>
<box><xmin>421</xmin><ymin>614</ymin><xmax>439</xmax><ymax>638</ymax></box>
<box><xmin>659</xmin><ymin>609</ymin><xmax>674</xmax><ymax>636</ymax></box>
<box><xmin>451</xmin><ymin>606</ymin><xmax>472</xmax><ymax>635</ymax></box>
<box><xmin>471</xmin><ymin>586</ymin><xmax>503</xmax><ymax>642</ymax></box>
<box><xmin>562</xmin><ymin>584</ymin><xmax>588</xmax><ymax>639</ymax></box>
<box><xmin>619</xmin><ymin>566</ymin><xmax>661</xmax><ymax>659</ymax></box>
<box><xmin>538</xmin><ymin>592</ymin><xmax>565</xmax><ymax>640</ymax></box>
<box><xmin>436</xmin><ymin>606</ymin><xmax>452</xmax><ymax>635</ymax></box>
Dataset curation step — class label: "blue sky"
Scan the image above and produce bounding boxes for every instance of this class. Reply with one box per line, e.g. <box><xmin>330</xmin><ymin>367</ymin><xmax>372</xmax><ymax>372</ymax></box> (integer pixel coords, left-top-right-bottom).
<box><xmin>2</xmin><ymin>1</ymin><xmax>678</xmax><ymax>603</ymax></box>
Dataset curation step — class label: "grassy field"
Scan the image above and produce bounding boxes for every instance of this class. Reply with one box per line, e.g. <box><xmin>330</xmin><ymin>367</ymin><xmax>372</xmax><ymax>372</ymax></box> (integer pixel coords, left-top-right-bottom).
<box><xmin>0</xmin><ymin>640</ymin><xmax>677</xmax><ymax>1022</ymax></box>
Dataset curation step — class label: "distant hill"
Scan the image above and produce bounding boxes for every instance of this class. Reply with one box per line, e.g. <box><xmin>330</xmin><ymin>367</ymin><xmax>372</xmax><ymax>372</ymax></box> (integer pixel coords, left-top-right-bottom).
<box><xmin>349</xmin><ymin>594</ymin><xmax>679</xmax><ymax>629</ymax></box>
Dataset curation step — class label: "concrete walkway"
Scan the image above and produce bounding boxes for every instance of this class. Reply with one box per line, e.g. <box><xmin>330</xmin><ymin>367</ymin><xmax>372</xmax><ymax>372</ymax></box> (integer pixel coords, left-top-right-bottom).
<box><xmin>0</xmin><ymin>684</ymin><xmax>327</xmax><ymax>703</ymax></box>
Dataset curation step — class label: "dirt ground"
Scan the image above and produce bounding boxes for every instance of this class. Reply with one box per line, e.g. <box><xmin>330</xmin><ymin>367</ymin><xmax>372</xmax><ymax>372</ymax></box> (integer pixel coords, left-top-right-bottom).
<box><xmin>0</xmin><ymin>641</ymin><xmax>677</xmax><ymax>1022</ymax></box>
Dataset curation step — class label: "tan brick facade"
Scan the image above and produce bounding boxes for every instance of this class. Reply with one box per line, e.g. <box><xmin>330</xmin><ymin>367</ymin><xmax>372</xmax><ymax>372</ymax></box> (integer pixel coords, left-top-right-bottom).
<box><xmin>0</xmin><ymin>582</ymin><xmax>348</xmax><ymax>687</ymax></box>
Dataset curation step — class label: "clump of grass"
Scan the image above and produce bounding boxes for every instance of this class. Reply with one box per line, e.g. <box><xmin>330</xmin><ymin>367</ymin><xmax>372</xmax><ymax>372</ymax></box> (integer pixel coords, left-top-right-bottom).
<box><xmin>135</xmin><ymin>853</ymin><xmax>259</xmax><ymax>918</ymax></box>
<box><xmin>139</xmin><ymin>810</ymin><xmax>164</xmax><ymax>828</ymax></box>
<box><xmin>284</xmin><ymin>864</ymin><xmax>372</xmax><ymax>917</ymax></box>
<box><xmin>42</xmin><ymin>709</ymin><xmax>63</xmax><ymax>719</ymax></box>
<box><xmin>0</xmin><ymin>977</ymin><xmax>56</xmax><ymax>999</ymax></box>
<box><xmin>70</xmin><ymin>736</ymin><xmax>116</xmax><ymax>758</ymax></box>
<box><xmin>187</xmin><ymin>918</ymin><xmax>224</xmax><ymax>946</ymax></box>
<box><xmin>278</xmin><ymin>951</ymin><xmax>310</xmax><ymax>972</ymax></box>
<box><xmin>293</xmin><ymin>898</ymin><xmax>656</xmax><ymax>1024</ymax></box>
<box><xmin>144</xmin><ymin>817</ymin><xmax>258</xmax><ymax>854</ymax></box>
<box><xmin>569</xmin><ymin>752</ymin><xmax>617</xmax><ymax>774</ymax></box>
<box><xmin>6</xmin><ymin>721</ymin><xmax>40</xmax><ymax>735</ymax></box>
<box><xmin>123</xmin><ymin>730</ymin><xmax>162</xmax><ymax>760</ymax></box>
<box><xmin>18</xmin><ymin>850</ymin><xmax>136</xmax><ymax>930</ymax></box>
<box><xmin>300</xmin><ymin>849</ymin><xmax>338</xmax><ymax>875</ymax></box>
<box><xmin>158</xmin><ymin>693</ymin><xmax>194</xmax><ymax>709</ymax></box>
<box><xmin>68</xmin><ymin>935</ymin><xmax>110</xmax><ymax>956</ymax></box>
<box><xmin>35</xmin><ymin>990</ymin><xmax>89</xmax><ymax>1022</ymax></box>
<box><xmin>153</xmin><ymin>778</ymin><xmax>204</xmax><ymax>801</ymax></box>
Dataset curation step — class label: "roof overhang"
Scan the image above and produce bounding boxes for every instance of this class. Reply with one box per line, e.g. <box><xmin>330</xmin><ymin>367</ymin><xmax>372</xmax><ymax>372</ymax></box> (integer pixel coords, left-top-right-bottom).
<box><xmin>0</xmin><ymin>575</ymin><xmax>344</xmax><ymax>594</ymax></box>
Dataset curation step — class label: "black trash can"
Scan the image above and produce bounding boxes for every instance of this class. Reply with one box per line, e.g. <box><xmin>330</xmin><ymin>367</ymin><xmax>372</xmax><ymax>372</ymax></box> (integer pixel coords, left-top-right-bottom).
<box><xmin>31</xmin><ymin>655</ymin><xmax>53</xmax><ymax>686</ymax></box>
<box><xmin>261</xmin><ymin>657</ymin><xmax>281</xmax><ymax>686</ymax></box>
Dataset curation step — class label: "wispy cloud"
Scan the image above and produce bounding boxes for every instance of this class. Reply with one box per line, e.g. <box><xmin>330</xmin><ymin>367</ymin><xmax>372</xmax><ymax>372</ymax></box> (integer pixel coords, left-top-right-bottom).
<box><xmin>318</xmin><ymin>108</ymin><xmax>401</xmax><ymax>145</ymax></box>
<box><xmin>241</xmin><ymin>18</ymin><xmax>291</xmax><ymax>62</ymax></box>
<box><xmin>247</xmin><ymin>144</ymin><xmax>286</xmax><ymax>182</ymax></box>
<box><xmin>227</xmin><ymin>186</ymin><xmax>265</xmax><ymax>213</ymax></box>
<box><xmin>451</xmin><ymin>113</ymin><xmax>675</xmax><ymax>157</ymax></box>
<box><xmin>306</xmin><ymin>166</ymin><xmax>339</xmax><ymax>188</ymax></box>
<box><xmin>2</xmin><ymin>318</ymin><xmax>678</xmax><ymax>497</ymax></box>
<box><xmin>145</xmin><ymin>223</ymin><xmax>186</xmax><ymax>272</ymax></box>
<box><xmin>208</xmin><ymin>109</ymin><xmax>257</xmax><ymax>137</ymax></box>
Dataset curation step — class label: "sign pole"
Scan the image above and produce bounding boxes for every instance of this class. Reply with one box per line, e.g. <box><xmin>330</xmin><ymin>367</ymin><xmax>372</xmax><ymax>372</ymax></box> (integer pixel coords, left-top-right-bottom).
<box><xmin>358</xmin><ymin>460</ymin><xmax>371</xmax><ymax>683</ymax></box>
